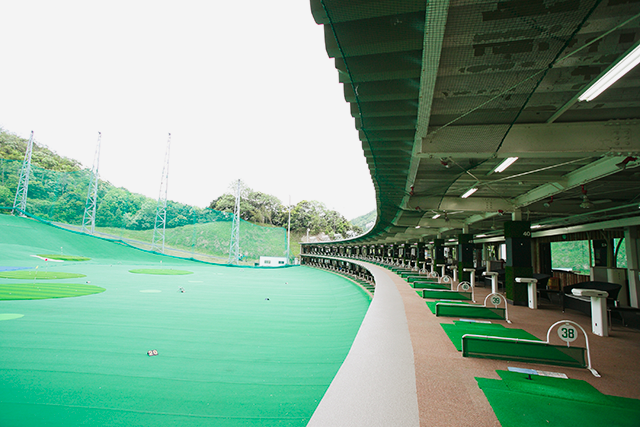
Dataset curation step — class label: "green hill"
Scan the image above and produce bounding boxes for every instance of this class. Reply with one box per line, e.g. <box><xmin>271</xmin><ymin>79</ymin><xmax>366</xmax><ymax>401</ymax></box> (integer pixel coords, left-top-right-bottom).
<box><xmin>351</xmin><ymin>209</ymin><xmax>376</xmax><ymax>233</ymax></box>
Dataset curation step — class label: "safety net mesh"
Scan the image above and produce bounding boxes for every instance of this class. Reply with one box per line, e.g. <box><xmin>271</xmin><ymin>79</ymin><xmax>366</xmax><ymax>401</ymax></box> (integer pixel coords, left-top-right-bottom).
<box><xmin>0</xmin><ymin>158</ymin><xmax>286</xmax><ymax>265</ymax></box>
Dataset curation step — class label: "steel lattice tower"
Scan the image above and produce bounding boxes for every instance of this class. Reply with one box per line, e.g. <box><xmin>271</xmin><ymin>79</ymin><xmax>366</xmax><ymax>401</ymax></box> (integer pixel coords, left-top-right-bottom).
<box><xmin>152</xmin><ymin>133</ymin><xmax>171</xmax><ymax>254</ymax></box>
<box><xmin>82</xmin><ymin>132</ymin><xmax>101</xmax><ymax>234</ymax></box>
<box><xmin>228</xmin><ymin>179</ymin><xmax>241</xmax><ymax>264</ymax></box>
<box><xmin>13</xmin><ymin>131</ymin><xmax>34</xmax><ymax>216</ymax></box>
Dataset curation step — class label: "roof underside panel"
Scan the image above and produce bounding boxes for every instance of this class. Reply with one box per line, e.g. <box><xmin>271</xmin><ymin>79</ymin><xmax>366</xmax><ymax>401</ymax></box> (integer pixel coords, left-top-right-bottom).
<box><xmin>311</xmin><ymin>0</ymin><xmax>640</xmax><ymax>244</ymax></box>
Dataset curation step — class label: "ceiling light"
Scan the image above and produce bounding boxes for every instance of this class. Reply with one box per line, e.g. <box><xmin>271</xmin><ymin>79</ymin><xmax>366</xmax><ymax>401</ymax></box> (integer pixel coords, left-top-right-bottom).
<box><xmin>580</xmin><ymin>195</ymin><xmax>594</xmax><ymax>209</ymax></box>
<box><xmin>580</xmin><ymin>185</ymin><xmax>594</xmax><ymax>209</ymax></box>
<box><xmin>448</xmin><ymin>238</ymin><xmax>457</xmax><ymax>242</ymax></box>
<box><xmin>415</xmin><ymin>225</ymin><xmax>421</xmax><ymax>229</ymax></box>
<box><xmin>432</xmin><ymin>213</ymin><xmax>441</xmax><ymax>219</ymax></box>
<box><xmin>493</xmin><ymin>157</ymin><xmax>518</xmax><ymax>173</ymax></box>
<box><xmin>543</xmin><ymin>195</ymin><xmax>554</xmax><ymax>208</ymax></box>
<box><xmin>531</xmin><ymin>224</ymin><xmax>542</xmax><ymax>229</ymax></box>
<box><xmin>578</xmin><ymin>41</ymin><xmax>640</xmax><ymax>102</ymax></box>
<box><xmin>476</xmin><ymin>234</ymin><xmax>488</xmax><ymax>238</ymax></box>
<box><xmin>461</xmin><ymin>187</ymin><xmax>478</xmax><ymax>198</ymax></box>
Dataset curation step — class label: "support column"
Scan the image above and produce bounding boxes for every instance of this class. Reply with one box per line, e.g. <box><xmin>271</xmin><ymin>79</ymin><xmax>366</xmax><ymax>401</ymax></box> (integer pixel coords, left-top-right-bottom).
<box><xmin>625</xmin><ymin>226</ymin><xmax>640</xmax><ymax>308</ymax></box>
<box><xmin>416</xmin><ymin>242</ymin><xmax>425</xmax><ymax>270</ymax></box>
<box><xmin>505</xmin><ymin>221</ymin><xmax>532</xmax><ymax>306</ymax></box>
<box><xmin>457</xmin><ymin>234</ymin><xmax>474</xmax><ymax>282</ymax></box>
<box><xmin>538</xmin><ymin>241</ymin><xmax>553</xmax><ymax>275</ymax></box>
<box><xmin>482</xmin><ymin>243</ymin><xmax>489</xmax><ymax>270</ymax></box>
<box><xmin>434</xmin><ymin>238</ymin><xmax>445</xmax><ymax>273</ymax></box>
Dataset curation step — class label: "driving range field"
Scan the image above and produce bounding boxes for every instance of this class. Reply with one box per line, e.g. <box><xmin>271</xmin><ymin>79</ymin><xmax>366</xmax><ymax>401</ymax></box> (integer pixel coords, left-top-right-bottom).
<box><xmin>0</xmin><ymin>214</ymin><xmax>371</xmax><ymax>426</ymax></box>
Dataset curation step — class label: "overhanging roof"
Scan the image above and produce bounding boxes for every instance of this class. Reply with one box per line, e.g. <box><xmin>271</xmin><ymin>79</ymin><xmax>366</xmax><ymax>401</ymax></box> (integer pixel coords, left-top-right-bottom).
<box><xmin>310</xmin><ymin>0</ymin><xmax>640</xmax><ymax>244</ymax></box>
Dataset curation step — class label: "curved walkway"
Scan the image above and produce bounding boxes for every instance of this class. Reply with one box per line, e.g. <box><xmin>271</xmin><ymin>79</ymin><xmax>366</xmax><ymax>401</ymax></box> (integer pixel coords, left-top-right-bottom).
<box><xmin>307</xmin><ymin>262</ymin><xmax>420</xmax><ymax>427</ymax></box>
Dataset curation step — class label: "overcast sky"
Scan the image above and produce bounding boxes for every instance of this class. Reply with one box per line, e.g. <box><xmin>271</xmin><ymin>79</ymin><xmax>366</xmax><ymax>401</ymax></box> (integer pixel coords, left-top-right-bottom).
<box><xmin>0</xmin><ymin>1</ymin><xmax>376</xmax><ymax>220</ymax></box>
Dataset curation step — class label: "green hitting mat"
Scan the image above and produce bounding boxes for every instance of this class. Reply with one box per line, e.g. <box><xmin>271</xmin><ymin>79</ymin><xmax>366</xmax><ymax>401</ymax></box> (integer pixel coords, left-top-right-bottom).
<box><xmin>477</xmin><ymin>370</ymin><xmax>640</xmax><ymax>427</ymax></box>
<box><xmin>426</xmin><ymin>300</ymin><xmax>469</xmax><ymax>313</ymax></box>
<box><xmin>411</xmin><ymin>282</ymin><xmax>449</xmax><ymax>289</ymax></box>
<box><xmin>0</xmin><ymin>215</ymin><xmax>371</xmax><ymax>426</ymax></box>
<box><xmin>441</xmin><ymin>321</ymin><xmax>540</xmax><ymax>351</ymax></box>
<box><xmin>426</xmin><ymin>301</ymin><xmax>505</xmax><ymax>320</ymax></box>
<box><xmin>417</xmin><ymin>289</ymin><xmax>472</xmax><ymax>300</ymax></box>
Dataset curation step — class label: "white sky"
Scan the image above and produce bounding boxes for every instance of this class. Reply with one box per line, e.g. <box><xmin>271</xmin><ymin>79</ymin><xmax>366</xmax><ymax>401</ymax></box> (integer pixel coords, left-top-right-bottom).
<box><xmin>0</xmin><ymin>1</ymin><xmax>376</xmax><ymax>220</ymax></box>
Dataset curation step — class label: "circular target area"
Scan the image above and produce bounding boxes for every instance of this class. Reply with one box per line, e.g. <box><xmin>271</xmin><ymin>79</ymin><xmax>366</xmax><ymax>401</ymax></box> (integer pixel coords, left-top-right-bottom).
<box><xmin>0</xmin><ymin>283</ymin><xmax>105</xmax><ymax>300</ymax></box>
<box><xmin>129</xmin><ymin>269</ymin><xmax>193</xmax><ymax>275</ymax></box>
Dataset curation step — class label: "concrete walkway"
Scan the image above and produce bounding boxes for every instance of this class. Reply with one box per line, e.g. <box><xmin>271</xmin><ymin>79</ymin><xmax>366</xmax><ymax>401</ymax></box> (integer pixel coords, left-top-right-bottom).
<box><xmin>307</xmin><ymin>259</ymin><xmax>640</xmax><ymax>426</ymax></box>
<box><xmin>307</xmin><ymin>262</ymin><xmax>420</xmax><ymax>427</ymax></box>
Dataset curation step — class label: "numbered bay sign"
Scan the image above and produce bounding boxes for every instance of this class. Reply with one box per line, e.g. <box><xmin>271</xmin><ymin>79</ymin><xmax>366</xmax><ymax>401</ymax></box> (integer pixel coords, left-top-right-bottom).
<box><xmin>557</xmin><ymin>322</ymin><xmax>578</xmax><ymax>344</ymax></box>
<box><xmin>490</xmin><ymin>295</ymin><xmax>502</xmax><ymax>307</ymax></box>
<box><xmin>460</xmin><ymin>281</ymin><xmax>471</xmax><ymax>291</ymax></box>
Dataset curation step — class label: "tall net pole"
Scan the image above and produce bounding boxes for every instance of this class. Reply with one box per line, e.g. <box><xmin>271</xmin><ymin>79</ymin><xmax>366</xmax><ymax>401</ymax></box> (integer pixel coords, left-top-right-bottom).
<box><xmin>228</xmin><ymin>179</ymin><xmax>241</xmax><ymax>265</ymax></box>
<box><xmin>286</xmin><ymin>196</ymin><xmax>291</xmax><ymax>264</ymax></box>
<box><xmin>82</xmin><ymin>132</ymin><xmax>101</xmax><ymax>234</ymax></box>
<box><xmin>152</xmin><ymin>133</ymin><xmax>171</xmax><ymax>254</ymax></box>
<box><xmin>13</xmin><ymin>131</ymin><xmax>34</xmax><ymax>216</ymax></box>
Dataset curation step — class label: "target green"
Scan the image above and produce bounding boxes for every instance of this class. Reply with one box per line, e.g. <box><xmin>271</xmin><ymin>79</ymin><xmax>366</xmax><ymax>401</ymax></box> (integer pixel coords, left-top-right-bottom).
<box><xmin>37</xmin><ymin>254</ymin><xmax>91</xmax><ymax>261</ymax></box>
<box><xmin>129</xmin><ymin>268</ymin><xmax>193</xmax><ymax>275</ymax></box>
<box><xmin>0</xmin><ymin>283</ymin><xmax>105</xmax><ymax>300</ymax></box>
<box><xmin>0</xmin><ymin>271</ymin><xmax>86</xmax><ymax>280</ymax></box>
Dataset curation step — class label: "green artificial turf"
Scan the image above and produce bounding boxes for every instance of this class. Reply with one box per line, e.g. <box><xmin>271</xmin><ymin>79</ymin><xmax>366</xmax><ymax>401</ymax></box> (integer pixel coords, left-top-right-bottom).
<box><xmin>0</xmin><ymin>283</ymin><xmax>105</xmax><ymax>300</ymax></box>
<box><xmin>477</xmin><ymin>370</ymin><xmax>640</xmax><ymax>426</ymax></box>
<box><xmin>37</xmin><ymin>254</ymin><xmax>91</xmax><ymax>261</ymax></box>
<box><xmin>441</xmin><ymin>321</ymin><xmax>540</xmax><ymax>351</ymax></box>
<box><xmin>129</xmin><ymin>268</ymin><xmax>193</xmax><ymax>275</ymax></box>
<box><xmin>0</xmin><ymin>214</ymin><xmax>371</xmax><ymax>426</ymax></box>
<box><xmin>0</xmin><ymin>271</ymin><xmax>86</xmax><ymax>280</ymax></box>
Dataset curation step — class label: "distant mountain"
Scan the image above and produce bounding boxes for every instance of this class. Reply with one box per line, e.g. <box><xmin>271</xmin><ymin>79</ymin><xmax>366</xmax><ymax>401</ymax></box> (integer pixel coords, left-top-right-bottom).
<box><xmin>350</xmin><ymin>209</ymin><xmax>376</xmax><ymax>233</ymax></box>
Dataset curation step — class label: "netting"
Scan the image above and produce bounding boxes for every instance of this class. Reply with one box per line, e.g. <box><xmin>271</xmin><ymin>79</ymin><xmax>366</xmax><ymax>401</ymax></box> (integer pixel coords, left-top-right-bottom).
<box><xmin>0</xmin><ymin>158</ymin><xmax>287</xmax><ymax>265</ymax></box>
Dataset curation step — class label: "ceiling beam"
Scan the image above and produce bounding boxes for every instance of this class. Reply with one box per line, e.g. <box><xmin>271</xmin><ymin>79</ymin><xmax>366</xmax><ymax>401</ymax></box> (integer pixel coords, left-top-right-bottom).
<box><xmin>406</xmin><ymin>196</ymin><xmax>514</xmax><ymax>212</ymax></box>
<box><xmin>513</xmin><ymin>156</ymin><xmax>638</xmax><ymax>207</ymax></box>
<box><xmin>420</xmin><ymin>120</ymin><xmax>640</xmax><ymax>159</ymax></box>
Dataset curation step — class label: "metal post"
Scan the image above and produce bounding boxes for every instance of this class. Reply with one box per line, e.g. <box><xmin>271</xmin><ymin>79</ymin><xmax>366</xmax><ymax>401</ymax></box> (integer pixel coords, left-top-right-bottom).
<box><xmin>82</xmin><ymin>132</ymin><xmax>101</xmax><ymax>234</ymax></box>
<box><xmin>152</xmin><ymin>133</ymin><xmax>171</xmax><ymax>254</ymax></box>
<box><xmin>13</xmin><ymin>131</ymin><xmax>34</xmax><ymax>215</ymax></box>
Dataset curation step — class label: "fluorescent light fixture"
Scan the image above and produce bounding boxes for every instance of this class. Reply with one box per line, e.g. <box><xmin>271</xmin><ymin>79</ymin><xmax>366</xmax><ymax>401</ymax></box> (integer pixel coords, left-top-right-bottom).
<box><xmin>476</xmin><ymin>234</ymin><xmax>488</xmax><ymax>238</ymax></box>
<box><xmin>432</xmin><ymin>213</ymin><xmax>441</xmax><ymax>219</ymax></box>
<box><xmin>579</xmin><ymin>41</ymin><xmax>640</xmax><ymax>102</ymax></box>
<box><xmin>461</xmin><ymin>187</ymin><xmax>478</xmax><ymax>198</ymax></box>
<box><xmin>531</xmin><ymin>224</ymin><xmax>542</xmax><ymax>229</ymax></box>
<box><xmin>415</xmin><ymin>225</ymin><xmax>421</xmax><ymax>229</ymax></box>
<box><xmin>494</xmin><ymin>157</ymin><xmax>518</xmax><ymax>173</ymax></box>
<box><xmin>448</xmin><ymin>238</ymin><xmax>457</xmax><ymax>242</ymax></box>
